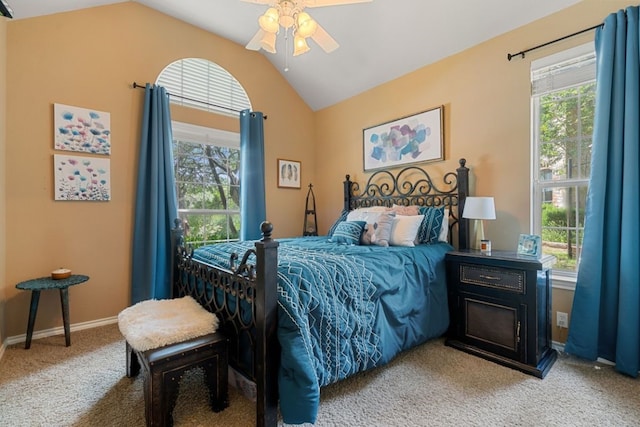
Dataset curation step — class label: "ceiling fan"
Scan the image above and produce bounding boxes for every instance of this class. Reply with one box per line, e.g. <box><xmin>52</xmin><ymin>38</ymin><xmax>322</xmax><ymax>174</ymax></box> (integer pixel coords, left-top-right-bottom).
<box><xmin>243</xmin><ymin>0</ymin><xmax>372</xmax><ymax>56</ymax></box>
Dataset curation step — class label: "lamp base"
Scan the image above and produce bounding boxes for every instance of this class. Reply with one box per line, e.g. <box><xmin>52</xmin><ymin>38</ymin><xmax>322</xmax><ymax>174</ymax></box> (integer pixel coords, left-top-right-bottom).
<box><xmin>471</xmin><ymin>220</ymin><xmax>486</xmax><ymax>250</ymax></box>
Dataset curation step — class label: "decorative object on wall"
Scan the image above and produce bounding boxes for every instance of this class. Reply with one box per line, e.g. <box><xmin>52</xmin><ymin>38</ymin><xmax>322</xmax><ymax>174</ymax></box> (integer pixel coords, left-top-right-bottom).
<box><xmin>517</xmin><ymin>234</ymin><xmax>542</xmax><ymax>258</ymax></box>
<box><xmin>303</xmin><ymin>183</ymin><xmax>318</xmax><ymax>236</ymax></box>
<box><xmin>54</xmin><ymin>154</ymin><xmax>111</xmax><ymax>201</ymax></box>
<box><xmin>278</xmin><ymin>158</ymin><xmax>301</xmax><ymax>189</ymax></box>
<box><xmin>54</xmin><ymin>103</ymin><xmax>111</xmax><ymax>155</ymax></box>
<box><xmin>363</xmin><ymin>105</ymin><xmax>444</xmax><ymax>172</ymax></box>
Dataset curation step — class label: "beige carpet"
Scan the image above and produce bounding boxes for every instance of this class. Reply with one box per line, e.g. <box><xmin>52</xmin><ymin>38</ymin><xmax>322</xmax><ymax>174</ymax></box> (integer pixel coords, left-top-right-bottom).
<box><xmin>0</xmin><ymin>324</ymin><xmax>638</xmax><ymax>426</ymax></box>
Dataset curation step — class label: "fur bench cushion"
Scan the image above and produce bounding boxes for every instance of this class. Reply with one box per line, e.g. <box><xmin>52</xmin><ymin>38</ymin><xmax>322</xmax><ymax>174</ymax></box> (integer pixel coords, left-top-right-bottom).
<box><xmin>118</xmin><ymin>296</ymin><xmax>219</xmax><ymax>352</ymax></box>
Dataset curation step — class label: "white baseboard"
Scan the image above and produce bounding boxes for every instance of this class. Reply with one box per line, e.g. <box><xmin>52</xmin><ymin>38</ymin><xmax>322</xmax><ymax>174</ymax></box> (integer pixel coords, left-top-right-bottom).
<box><xmin>552</xmin><ymin>340</ymin><xmax>616</xmax><ymax>366</ymax></box>
<box><xmin>551</xmin><ymin>340</ymin><xmax>565</xmax><ymax>353</ymax></box>
<box><xmin>2</xmin><ymin>316</ymin><xmax>119</xmax><ymax>350</ymax></box>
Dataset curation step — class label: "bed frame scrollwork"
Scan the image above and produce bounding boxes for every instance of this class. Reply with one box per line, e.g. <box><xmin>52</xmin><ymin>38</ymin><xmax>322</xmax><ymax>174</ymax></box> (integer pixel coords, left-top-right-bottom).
<box><xmin>344</xmin><ymin>158</ymin><xmax>470</xmax><ymax>249</ymax></box>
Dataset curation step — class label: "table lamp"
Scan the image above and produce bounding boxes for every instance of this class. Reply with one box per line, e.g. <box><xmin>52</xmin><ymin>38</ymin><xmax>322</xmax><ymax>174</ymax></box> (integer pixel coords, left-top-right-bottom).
<box><xmin>462</xmin><ymin>196</ymin><xmax>496</xmax><ymax>251</ymax></box>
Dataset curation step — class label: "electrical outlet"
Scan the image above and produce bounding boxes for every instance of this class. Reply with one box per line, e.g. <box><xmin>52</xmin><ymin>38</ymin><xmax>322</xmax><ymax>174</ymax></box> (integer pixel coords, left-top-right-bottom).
<box><xmin>557</xmin><ymin>311</ymin><xmax>569</xmax><ymax>328</ymax></box>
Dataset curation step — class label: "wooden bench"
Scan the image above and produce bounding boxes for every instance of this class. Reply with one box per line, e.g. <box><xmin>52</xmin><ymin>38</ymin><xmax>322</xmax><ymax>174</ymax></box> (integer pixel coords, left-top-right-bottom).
<box><xmin>118</xmin><ymin>296</ymin><xmax>228</xmax><ymax>427</ymax></box>
<box><xmin>126</xmin><ymin>332</ymin><xmax>229</xmax><ymax>427</ymax></box>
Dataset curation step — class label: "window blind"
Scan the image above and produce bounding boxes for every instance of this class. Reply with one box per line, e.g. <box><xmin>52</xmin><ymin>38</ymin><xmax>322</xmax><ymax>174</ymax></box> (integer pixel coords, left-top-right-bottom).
<box><xmin>157</xmin><ymin>58</ymin><xmax>251</xmax><ymax>117</ymax></box>
<box><xmin>531</xmin><ymin>43</ymin><xmax>596</xmax><ymax>96</ymax></box>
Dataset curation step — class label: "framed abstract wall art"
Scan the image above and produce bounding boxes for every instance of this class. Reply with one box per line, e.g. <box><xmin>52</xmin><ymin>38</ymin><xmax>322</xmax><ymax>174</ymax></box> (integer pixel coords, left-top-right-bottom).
<box><xmin>54</xmin><ymin>103</ymin><xmax>111</xmax><ymax>155</ymax></box>
<box><xmin>363</xmin><ymin>106</ymin><xmax>444</xmax><ymax>172</ymax></box>
<box><xmin>54</xmin><ymin>154</ymin><xmax>111</xmax><ymax>201</ymax></box>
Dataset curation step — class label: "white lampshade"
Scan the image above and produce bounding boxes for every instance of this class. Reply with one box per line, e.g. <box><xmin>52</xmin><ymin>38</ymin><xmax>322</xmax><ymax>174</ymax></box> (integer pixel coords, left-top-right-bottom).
<box><xmin>463</xmin><ymin>197</ymin><xmax>496</xmax><ymax>220</ymax></box>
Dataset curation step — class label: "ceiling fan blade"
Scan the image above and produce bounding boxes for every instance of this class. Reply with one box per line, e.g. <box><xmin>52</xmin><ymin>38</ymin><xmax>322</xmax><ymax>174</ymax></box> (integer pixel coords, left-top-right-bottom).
<box><xmin>240</xmin><ymin>0</ymin><xmax>372</xmax><ymax>5</ymax></box>
<box><xmin>246</xmin><ymin>29</ymin><xmax>265</xmax><ymax>50</ymax></box>
<box><xmin>240</xmin><ymin>0</ymin><xmax>274</xmax><ymax>4</ymax></box>
<box><xmin>310</xmin><ymin>23</ymin><xmax>339</xmax><ymax>53</ymax></box>
<box><xmin>305</xmin><ymin>0</ymin><xmax>372</xmax><ymax>7</ymax></box>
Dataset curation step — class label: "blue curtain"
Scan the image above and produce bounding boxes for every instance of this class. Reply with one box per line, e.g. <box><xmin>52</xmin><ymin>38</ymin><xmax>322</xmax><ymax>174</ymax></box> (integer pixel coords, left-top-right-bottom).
<box><xmin>239</xmin><ymin>109</ymin><xmax>266</xmax><ymax>241</ymax></box>
<box><xmin>130</xmin><ymin>84</ymin><xmax>178</xmax><ymax>303</ymax></box>
<box><xmin>565</xmin><ymin>7</ymin><xmax>640</xmax><ymax>378</ymax></box>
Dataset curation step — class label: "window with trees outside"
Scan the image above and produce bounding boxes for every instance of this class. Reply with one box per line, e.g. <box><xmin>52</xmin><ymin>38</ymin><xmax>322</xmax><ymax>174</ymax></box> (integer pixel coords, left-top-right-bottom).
<box><xmin>531</xmin><ymin>43</ymin><xmax>595</xmax><ymax>278</ymax></box>
<box><xmin>156</xmin><ymin>58</ymin><xmax>251</xmax><ymax>247</ymax></box>
<box><xmin>173</xmin><ymin>122</ymin><xmax>240</xmax><ymax>247</ymax></box>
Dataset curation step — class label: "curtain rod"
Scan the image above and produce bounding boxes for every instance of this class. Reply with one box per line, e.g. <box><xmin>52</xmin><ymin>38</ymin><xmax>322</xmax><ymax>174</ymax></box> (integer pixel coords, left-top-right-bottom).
<box><xmin>507</xmin><ymin>23</ymin><xmax>603</xmax><ymax>61</ymax></box>
<box><xmin>132</xmin><ymin>82</ymin><xmax>267</xmax><ymax>119</ymax></box>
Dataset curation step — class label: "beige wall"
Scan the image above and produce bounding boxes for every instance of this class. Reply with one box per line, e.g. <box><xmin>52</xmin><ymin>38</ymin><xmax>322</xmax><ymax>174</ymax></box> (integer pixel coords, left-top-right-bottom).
<box><xmin>315</xmin><ymin>0</ymin><xmax>630</xmax><ymax>343</ymax></box>
<box><xmin>3</xmin><ymin>3</ymin><xmax>314</xmax><ymax>338</ymax></box>
<box><xmin>0</xmin><ymin>16</ymin><xmax>7</xmax><ymax>343</ymax></box>
<box><xmin>2</xmin><ymin>0</ymin><xmax>630</xmax><ymax>344</ymax></box>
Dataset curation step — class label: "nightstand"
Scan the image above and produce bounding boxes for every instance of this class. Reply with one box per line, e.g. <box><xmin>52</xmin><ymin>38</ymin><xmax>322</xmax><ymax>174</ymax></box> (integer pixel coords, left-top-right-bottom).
<box><xmin>445</xmin><ymin>249</ymin><xmax>557</xmax><ymax>378</ymax></box>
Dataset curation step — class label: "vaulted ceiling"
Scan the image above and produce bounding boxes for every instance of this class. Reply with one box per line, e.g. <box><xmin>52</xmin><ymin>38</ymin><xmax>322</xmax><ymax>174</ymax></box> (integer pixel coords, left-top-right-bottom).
<box><xmin>9</xmin><ymin>0</ymin><xmax>581</xmax><ymax>110</ymax></box>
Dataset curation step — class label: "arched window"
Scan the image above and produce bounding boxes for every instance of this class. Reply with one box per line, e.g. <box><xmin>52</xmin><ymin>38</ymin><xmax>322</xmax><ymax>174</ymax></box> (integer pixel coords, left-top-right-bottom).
<box><xmin>157</xmin><ymin>58</ymin><xmax>249</xmax><ymax>244</ymax></box>
<box><xmin>157</xmin><ymin>57</ymin><xmax>251</xmax><ymax>117</ymax></box>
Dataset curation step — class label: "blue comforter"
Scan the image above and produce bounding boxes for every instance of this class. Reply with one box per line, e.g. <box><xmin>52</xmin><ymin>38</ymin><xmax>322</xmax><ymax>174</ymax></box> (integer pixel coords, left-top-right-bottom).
<box><xmin>193</xmin><ymin>236</ymin><xmax>451</xmax><ymax>424</ymax></box>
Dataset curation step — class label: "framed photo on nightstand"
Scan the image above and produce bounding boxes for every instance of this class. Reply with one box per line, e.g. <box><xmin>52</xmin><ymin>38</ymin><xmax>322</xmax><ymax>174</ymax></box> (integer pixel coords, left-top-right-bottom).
<box><xmin>517</xmin><ymin>234</ymin><xmax>542</xmax><ymax>258</ymax></box>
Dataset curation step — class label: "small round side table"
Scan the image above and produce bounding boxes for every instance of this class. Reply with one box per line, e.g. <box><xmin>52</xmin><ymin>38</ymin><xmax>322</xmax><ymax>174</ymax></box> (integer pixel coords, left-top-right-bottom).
<box><xmin>15</xmin><ymin>274</ymin><xmax>89</xmax><ymax>349</ymax></box>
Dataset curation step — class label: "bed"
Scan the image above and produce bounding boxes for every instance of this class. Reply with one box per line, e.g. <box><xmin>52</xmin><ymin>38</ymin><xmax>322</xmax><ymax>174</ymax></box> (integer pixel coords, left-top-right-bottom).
<box><xmin>171</xmin><ymin>159</ymin><xmax>470</xmax><ymax>426</ymax></box>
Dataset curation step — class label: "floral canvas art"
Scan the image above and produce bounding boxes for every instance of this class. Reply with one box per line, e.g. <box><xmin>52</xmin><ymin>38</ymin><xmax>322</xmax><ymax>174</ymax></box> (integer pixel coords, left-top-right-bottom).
<box><xmin>54</xmin><ymin>103</ymin><xmax>111</xmax><ymax>155</ymax></box>
<box><xmin>54</xmin><ymin>154</ymin><xmax>111</xmax><ymax>201</ymax></box>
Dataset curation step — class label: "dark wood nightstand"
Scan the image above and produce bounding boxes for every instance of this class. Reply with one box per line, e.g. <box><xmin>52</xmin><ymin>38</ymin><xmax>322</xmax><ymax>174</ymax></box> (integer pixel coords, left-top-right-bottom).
<box><xmin>445</xmin><ymin>249</ymin><xmax>557</xmax><ymax>378</ymax></box>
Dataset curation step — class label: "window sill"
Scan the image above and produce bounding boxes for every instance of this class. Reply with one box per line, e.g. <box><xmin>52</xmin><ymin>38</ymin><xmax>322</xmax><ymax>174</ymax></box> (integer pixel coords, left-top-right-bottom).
<box><xmin>551</xmin><ymin>271</ymin><xmax>576</xmax><ymax>291</ymax></box>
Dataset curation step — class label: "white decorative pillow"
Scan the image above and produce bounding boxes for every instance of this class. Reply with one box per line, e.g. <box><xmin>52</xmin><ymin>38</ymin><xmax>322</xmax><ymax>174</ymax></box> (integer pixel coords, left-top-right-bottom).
<box><xmin>346</xmin><ymin>206</ymin><xmax>389</xmax><ymax>224</ymax></box>
<box><xmin>439</xmin><ymin>208</ymin><xmax>450</xmax><ymax>242</ymax></box>
<box><xmin>390</xmin><ymin>215</ymin><xmax>424</xmax><ymax>247</ymax></box>
<box><xmin>358</xmin><ymin>206</ymin><xmax>389</xmax><ymax>212</ymax></box>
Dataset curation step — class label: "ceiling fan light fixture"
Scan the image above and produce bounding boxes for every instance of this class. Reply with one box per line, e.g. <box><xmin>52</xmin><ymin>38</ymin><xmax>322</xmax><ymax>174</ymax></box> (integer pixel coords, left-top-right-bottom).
<box><xmin>245</xmin><ymin>0</ymin><xmax>371</xmax><ymax>56</ymax></box>
<box><xmin>260</xmin><ymin>31</ymin><xmax>277</xmax><ymax>53</ymax></box>
<box><xmin>279</xmin><ymin>14</ymin><xmax>295</xmax><ymax>29</ymax></box>
<box><xmin>295</xmin><ymin>12</ymin><xmax>317</xmax><ymax>38</ymax></box>
<box><xmin>258</xmin><ymin>7</ymin><xmax>280</xmax><ymax>33</ymax></box>
<box><xmin>293</xmin><ymin>34</ymin><xmax>310</xmax><ymax>56</ymax></box>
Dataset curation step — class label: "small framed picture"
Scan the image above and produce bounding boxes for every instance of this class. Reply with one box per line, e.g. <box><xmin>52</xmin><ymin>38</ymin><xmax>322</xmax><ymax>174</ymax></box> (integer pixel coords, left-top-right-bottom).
<box><xmin>277</xmin><ymin>159</ymin><xmax>301</xmax><ymax>189</ymax></box>
<box><xmin>517</xmin><ymin>234</ymin><xmax>542</xmax><ymax>257</ymax></box>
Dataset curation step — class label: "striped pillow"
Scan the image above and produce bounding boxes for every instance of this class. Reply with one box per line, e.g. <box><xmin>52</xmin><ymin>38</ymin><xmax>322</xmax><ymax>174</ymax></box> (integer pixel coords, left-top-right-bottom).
<box><xmin>416</xmin><ymin>206</ymin><xmax>445</xmax><ymax>244</ymax></box>
<box><xmin>328</xmin><ymin>209</ymin><xmax>349</xmax><ymax>237</ymax></box>
<box><xmin>329</xmin><ymin>221</ymin><xmax>366</xmax><ymax>245</ymax></box>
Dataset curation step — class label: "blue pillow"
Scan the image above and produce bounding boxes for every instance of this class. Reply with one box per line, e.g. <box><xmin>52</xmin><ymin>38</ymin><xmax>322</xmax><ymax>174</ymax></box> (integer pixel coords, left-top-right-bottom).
<box><xmin>329</xmin><ymin>221</ymin><xmax>366</xmax><ymax>245</ymax></box>
<box><xmin>416</xmin><ymin>206</ymin><xmax>445</xmax><ymax>244</ymax></box>
<box><xmin>328</xmin><ymin>209</ymin><xmax>349</xmax><ymax>237</ymax></box>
